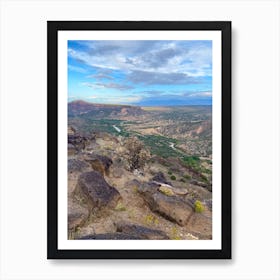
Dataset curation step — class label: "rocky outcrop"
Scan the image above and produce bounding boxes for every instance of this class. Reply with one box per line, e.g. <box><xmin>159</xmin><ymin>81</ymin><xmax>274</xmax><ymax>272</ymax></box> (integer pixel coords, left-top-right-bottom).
<box><xmin>84</xmin><ymin>154</ymin><xmax>113</xmax><ymax>176</ymax></box>
<box><xmin>111</xmin><ymin>167</ymin><xmax>124</xmax><ymax>178</ymax></box>
<box><xmin>68</xmin><ymin>199</ymin><xmax>89</xmax><ymax>231</ymax></box>
<box><xmin>68</xmin><ymin>159</ymin><xmax>91</xmax><ymax>173</ymax></box>
<box><xmin>152</xmin><ymin>172</ymin><xmax>171</xmax><ymax>185</ymax></box>
<box><xmin>138</xmin><ymin>183</ymin><xmax>194</xmax><ymax>226</ymax></box>
<box><xmin>68</xmin><ymin>143</ymin><xmax>77</xmax><ymax>156</ymax></box>
<box><xmin>68</xmin><ymin>132</ymin><xmax>94</xmax><ymax>153</ymax></box>
<box><xmin>187</xmin><ymin>212</ymin><xmax>212</xmax><ymax>239</ymax></box>
<box><xmin>115</xmin><ymin>222</ymin><xmax>169</xmax><ymax>240</ymax></box>
<box><xmin>75</xmin><ymin>171</ymin><xmax>121</xmax><ymax>213</ymax></box>
<box><xmin>77</xmin><ymin>233</ymin><xmax>142</xmax><ymax>240</ymax></box>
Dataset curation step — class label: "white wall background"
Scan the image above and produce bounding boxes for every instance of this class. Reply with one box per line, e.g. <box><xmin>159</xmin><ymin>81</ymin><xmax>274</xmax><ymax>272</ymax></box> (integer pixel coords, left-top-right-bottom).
<box><xmin>0</xmin><ymin>0</ymin><xmax>279</xmax><ymax>279</ymax></box>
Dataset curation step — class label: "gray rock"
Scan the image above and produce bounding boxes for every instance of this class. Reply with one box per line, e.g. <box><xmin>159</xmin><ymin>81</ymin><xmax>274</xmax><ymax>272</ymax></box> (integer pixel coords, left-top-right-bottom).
<box><xmin>68</xmin><ymin>143</ymin><xmax>77</xmax><ymax>156</ymax></box>
<box><xmin>68</xmin><ymin>199</ymin><xmax>89</xmax><ymax>231</ymax></box>
<box><xmin>76</xmin><ymin>171</ymin><xmax>121</xmax><ymax>212</ymax></box>
<box><xmin>138</xmin><ymin>183</ymin><xmax>194</xmax><ymax>226</ymax></box>
<box><xmin>152</xmin><ymin>172</ymin><xmax>172</xmax><ymax>185</ymax></box>
<box><xmin>84</xmin><ymin>154</ymin><xmax>113</xmax><ymax>176</ymax></box>
<box><xmin>68</xmin><ymin>132</ymin><xmax>94</xmax><ymax>152</ymax></box>
<box><xmin>68</xmin><ymin>159</ymin><xmax>91</xmax><ymax>173</ymax></box>
<box><xmin>77</xmin><ymin>233</ymin><xmax>142</xmax><ymax>240</ymax></box>
<box><xmin>116</xmin><ymin>222</ymin><xmax>169</xmax><ymax>240</ymax></box>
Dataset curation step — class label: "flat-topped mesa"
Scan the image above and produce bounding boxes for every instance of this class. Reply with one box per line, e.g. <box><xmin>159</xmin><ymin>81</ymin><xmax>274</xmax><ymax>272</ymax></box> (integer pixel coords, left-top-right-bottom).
<box><xmin>68</xmin><ymin>100</ymin><xmax>145</xmax><ymax>118</ymax></box>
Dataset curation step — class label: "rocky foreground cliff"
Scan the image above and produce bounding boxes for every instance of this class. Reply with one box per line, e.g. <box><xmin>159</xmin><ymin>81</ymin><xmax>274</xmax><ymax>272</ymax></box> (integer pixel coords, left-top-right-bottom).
<box><xmin>68</xmin><ymin>126</ymin><xmax>212</xmax><ymax>240</ymax></box>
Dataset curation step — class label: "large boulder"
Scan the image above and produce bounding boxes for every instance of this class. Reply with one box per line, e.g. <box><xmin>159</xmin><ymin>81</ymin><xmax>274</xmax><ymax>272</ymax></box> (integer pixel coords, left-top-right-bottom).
<box><xmin>68</xmin><ymin>143</ymin><xmax>77</xmax><ymax>156</ymax></box>
<box><xmin>68</xmin><ymin>198</ymin><xmax>89</xmax><ymax>231</ymax></box>
<box><xmin>187</xmin><ymin>212</ymin><xmax>212</xmax><ymax>240</ymax></box>
<box><xmin>115</xmin><ymin>222</ymin><xmax>169</xmax><ymax>240</ymax></box>
<box><xmin>75</xmin><ymin>171</ymin><xmax>121</xmax><ymax>212</ymax></box>
<box><xmin>84</xmin><ymin>154</ymin><xmax>113</xmax><ymax>176</ymax></box>
<box><xmin>68</xmin><ymin>132</ymin><xmax>94</xmax><ymax>152</ymax></box>
<box><xmin>152</xmin><ymin>172</ymin><xmax>172</xmax><ymax>185</ymax></box>
<box><xmin>138</xmin><ymin>183</ymin><xmax>194</xmax><ymax>226</ymax></box>
<box><xmin>68</xmin><ymin>159</ymin><xmax>91</xmax><ymax>173</ymax></box>
<box><xmin>111</xmin><ymin>167</ymin><xmax>124</xmax><ymax>178</ymax></box>
<box><xmin>77</xmin><ymin>233</ymin><xmax>142</xmax><ymax>240</ymax></box>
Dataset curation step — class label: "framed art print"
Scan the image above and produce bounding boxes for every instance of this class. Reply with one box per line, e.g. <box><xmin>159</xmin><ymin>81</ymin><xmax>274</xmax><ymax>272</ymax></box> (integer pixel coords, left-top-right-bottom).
<box><xmin>47</xmin><ymin>21</ymin><xmax>231</xmax><ymax>259</ymax></box>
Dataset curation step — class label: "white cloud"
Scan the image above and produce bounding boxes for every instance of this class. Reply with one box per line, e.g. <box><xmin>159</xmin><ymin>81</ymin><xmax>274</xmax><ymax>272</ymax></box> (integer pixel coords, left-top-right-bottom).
<box><xmin>68</xmin><ymin>41</ymin><xmax>212</xmax><ymax>77</ymax></box>
<box><xmin>85</xmin><ymin>95</ymin><xmax>142</xmax><ymax>105</ymax></box>
<box><xmin>68</xmin><ymin>64</ymin><xmax>87</xmax><ymax>73</ymax></box>
<box><xmin>189</xmin><ymin>91</ymin><xmax>212</xmax><ymax>97</ymax></box>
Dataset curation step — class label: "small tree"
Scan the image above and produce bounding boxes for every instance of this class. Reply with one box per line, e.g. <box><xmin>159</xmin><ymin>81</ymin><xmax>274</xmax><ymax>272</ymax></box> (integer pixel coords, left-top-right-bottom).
<box><xmin>124</xmin><ymin>136</ymin><xmax>150</xmax><ymax>171</ymax></box>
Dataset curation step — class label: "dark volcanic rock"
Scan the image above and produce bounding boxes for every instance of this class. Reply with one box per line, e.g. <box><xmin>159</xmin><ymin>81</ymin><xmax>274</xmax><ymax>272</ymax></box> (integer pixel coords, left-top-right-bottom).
<box><xmin>111</xmin><ymin>167</ymin><xmax>124</xmax><ymax>178</ymax></box>
<box><xmin>76</xmin><ymin>171</ymin><xmax>121</xmax><ymax>212</ymax></box>
<box><xmin>68</xmin><ymin>159</ymin><xmax>91</xmax><ymax>173</ymax></box>
<box><xmin>152</xmin><ymin>172</ymin><xmax>172</xmax><ymax>185</ymax></box>
<box><xmin>84</xmin><ymin>154</ymin><xmax>113</xmax><ymax>176</ymax></box>
<box><xmin>68</xmin><ymin>132</ymin><xmax>94</xmax><ymax>152</ymax></box>
<box><xmin>68</xmin><ymin>143</ymin><xmax>77</xmax><ymax>156</ymax></box>
<box><xmin>138</xmin><ymin>183</ymin><xmax>194</xmax><ymax>226</ymax></box>
<box><xmin>77</xmin><ymin>233</ymin><xmax>142</xmax><ymax>240</ymax></box>
<box><xmin>116</xmin><ymin>222</ymin><xmax>169</xmax><ymax>240</ymax></box>
<box><xmin>126</xmin><ymin>179</ymin><xmax>142</xmax><ymax>190</ymax></box>
<box><xmin>68</xmin><ymin>199</ymin><xmax>89</xmax><ymax>231</ymax></box>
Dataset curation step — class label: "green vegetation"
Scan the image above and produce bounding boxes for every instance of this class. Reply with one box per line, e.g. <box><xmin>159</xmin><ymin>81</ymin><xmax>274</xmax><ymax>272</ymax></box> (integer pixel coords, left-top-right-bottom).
<box><xmin>194</xmin><ymin>200</ymin><xmax>204</xmax><ymax>213</ymax></box>
<box><xmin>182</xmin><ymin>156</ymin><xmax>200</xmax><ymax>168</ymax></box>
<box><xmin>168</xmin><ymin>170</ymin><xmax>173</xmax><ymax>175</ymax></box>
<box><xmin>115</xmin><ymin>202</ymin><xmax>126</xmax><ymax>211</ymax></box>
<box><xmin>170</xmin><ymin>226</ymin><xmax>181</xmax><ymax>240</ymax></box>
<box><xmin>184</xmin><ymin>174</ymin><xmax>191</xmax><ymax>180</ymax></box>
<box><xmin>144</xmin><ymin>214</ymin><xmax>159</xmax><ymax>226</ymax></box>
<box><xmin>159</xmin><ymin>186</ymin><xmax>174</xmax><ymax>196</ymax></box>
<box><xmin>200</xmin><ymin>174</ymin><xmax>209</xmax><ymax>184</ymax></box>
<box><xmin>170</xmin><ymin>175</ymin><xmax>176</xmax><ymax>181</ymax></box>
<box><xmin>138</xmin><ymin>134</ymin><xmax>180</xmax><ymax>158</ymax></box>
<box><xmin>182</xmin><ymin>156</ymin><xmax>212</xmax><ymax>178</ymax></box>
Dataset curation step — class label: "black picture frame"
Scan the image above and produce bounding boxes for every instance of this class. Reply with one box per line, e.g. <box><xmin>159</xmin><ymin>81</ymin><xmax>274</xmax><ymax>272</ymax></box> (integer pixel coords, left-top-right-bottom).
<box><xmin>47</xmin><ymin>21</ymin><xmax>231</xmax><ymax>259</ymax></box>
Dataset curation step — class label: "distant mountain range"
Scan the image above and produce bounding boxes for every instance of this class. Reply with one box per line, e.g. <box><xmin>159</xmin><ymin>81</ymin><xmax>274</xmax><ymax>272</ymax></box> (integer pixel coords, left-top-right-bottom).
<box><xmin>68</xmin><ymin>100</ymin><xmax>145</xmax><ymax>118</ymax></box>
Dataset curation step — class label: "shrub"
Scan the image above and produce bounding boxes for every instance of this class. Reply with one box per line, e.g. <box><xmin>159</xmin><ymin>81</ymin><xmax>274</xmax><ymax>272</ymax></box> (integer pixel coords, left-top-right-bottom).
<box><xmin>180</xmin><ymin>178</ymin><xmax>186</xmax><ymax>183</ymax></box>
<box><xmin>170</xmin><ymin>175</ymin><xmax>176</xmax><ymax>180</ymax></box>
<box><xmin>170</xmin><ymin>226</ymin><xmax>181</xmax><ymax>240</ymax></box>
<box><xmin>201</xmin><ymin>174</ymin><xmax>209</xmax><ymax>183</ymax></box>
<box><xmin>115</xmin><ymin>202</ymin><xmax>126</xmax><ymax>211</ymax></box>
<box><xmin>194</xmin><ymin>200</ymin><xmax>204</xmax><ymax>213</ymax></box>
<box><xmin>124</xmin><ymin>136</ymin><xmax>150</xmax><ymax>171</ymax></box>
<box><xmin>168</xmin><ymin>170</ymin><xmax>173</xmax><ymax>175</ymax></box>
<box><xmin>132</xmin><ymin>185</ymin><xmax>138</xmax><ymax>194</ymax></box>
<box><xmin>144</xmin><ymin>214</ymin><xmax>159</xmax><ymax>225</ymax></box>
<box><xmin>184</xmin><ymin>174</ymin><xmax>191</xmax><ymax>180</ymax></box>
<box><xmin>159</xmin><ymin>186</ymin><xmax>174</xmax><ymax>196</ymax></box>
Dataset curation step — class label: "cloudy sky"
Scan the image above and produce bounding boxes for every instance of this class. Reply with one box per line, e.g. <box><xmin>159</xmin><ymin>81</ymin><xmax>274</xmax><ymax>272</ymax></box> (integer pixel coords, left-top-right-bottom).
<box><xmin>68</xmin><ymin>40</ymin><xmax>212</xmax><ymax>106</ymax></box>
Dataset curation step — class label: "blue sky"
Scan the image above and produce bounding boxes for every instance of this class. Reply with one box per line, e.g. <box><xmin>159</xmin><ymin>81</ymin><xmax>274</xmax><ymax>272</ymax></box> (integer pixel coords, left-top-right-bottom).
<box><xmin>68</xmin><ymin>40</ymin><xmax>212</xmax><ymax>106</ymax></box>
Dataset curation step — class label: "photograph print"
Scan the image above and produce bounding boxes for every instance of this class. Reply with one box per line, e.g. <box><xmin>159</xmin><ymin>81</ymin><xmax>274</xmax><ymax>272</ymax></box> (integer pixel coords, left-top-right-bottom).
<box><xmin>48</xmin><ymin>21</ymin><xmax>231</xmax><ymax>259</ymax></box>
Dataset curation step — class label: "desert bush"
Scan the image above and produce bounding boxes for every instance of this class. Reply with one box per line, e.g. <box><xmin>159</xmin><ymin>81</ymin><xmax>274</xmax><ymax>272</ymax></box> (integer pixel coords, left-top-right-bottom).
<box><xmin>144</xmin><ymin>214</ymin><xmax>159</xmax><ymax>225</ymax></box>
<box><xmin>194</xmin><ymin>200</ymin><xmax>204</xmax><ymax>213</ymax></box>
<box><xmin>115</xmin><ymin>202</ymin><xmax>126</xmax><ymax>211</ymax></box>
<box><xmin>170</xmin><ymin>226</ymin><xmax>181</xmax><ymax>240</ymax></box>
<box><xmin>170</xmin><ymin>175</ymin><xmax>176</xmax><ymax>180</ymax></box>
<box><xmin>124</xmin><ymin>136</ymin><xmax>150</xmax><ymax>171</ymax></box>
<box><xmin>159</xmin><ymin>186</ymin><xmax>174</xmax><ymax>196</ymax></box>
<box><xmin>200</xmin><ymin>174</ymin><xmax>209</xmax><ymax>183</ymax></box>
<box><xmin>184</xmin><ymin>174</ymin><xmax>191</xmax><ymax>180</ymax></box>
